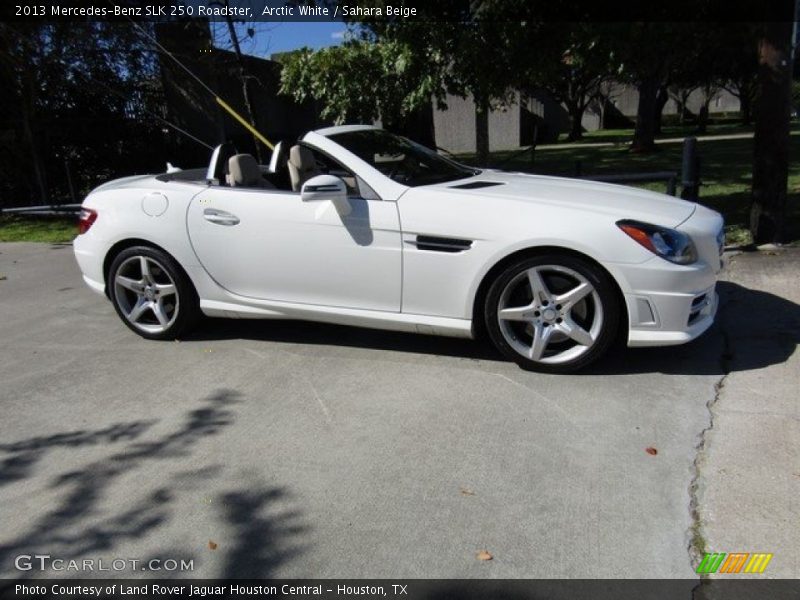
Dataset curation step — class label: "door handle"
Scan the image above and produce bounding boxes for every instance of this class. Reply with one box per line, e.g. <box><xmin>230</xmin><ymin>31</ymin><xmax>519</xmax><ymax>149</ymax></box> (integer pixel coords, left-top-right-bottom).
<box><xmin>203</xmin><ymin>208</ymin><xmax>239</xmax><ymax>226</ymax></box>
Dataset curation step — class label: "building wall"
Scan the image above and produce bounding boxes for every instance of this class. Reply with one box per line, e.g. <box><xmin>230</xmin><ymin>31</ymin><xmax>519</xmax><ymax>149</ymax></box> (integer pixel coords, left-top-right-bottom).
<box><xmin>434</xmin><ymin>83</ymin><xmax>743</xmax><ymax>150</ymax></box>
<box><xmin>432</xmin><ymin>94</ymin><xmax>476</xmax><ymax>154</ymax></box>
<box><xmin>433</xmin><ymin>92</ymin><xmax>523</xmax><ymax>154</ymax></box>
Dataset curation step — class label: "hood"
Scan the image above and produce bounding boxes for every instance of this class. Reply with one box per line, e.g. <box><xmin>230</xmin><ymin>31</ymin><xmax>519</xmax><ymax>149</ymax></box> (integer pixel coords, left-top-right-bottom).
<box><xmin>434</xmin><ymin>171</ymin><xmax>696</xmax><ymax>227</ymax></box>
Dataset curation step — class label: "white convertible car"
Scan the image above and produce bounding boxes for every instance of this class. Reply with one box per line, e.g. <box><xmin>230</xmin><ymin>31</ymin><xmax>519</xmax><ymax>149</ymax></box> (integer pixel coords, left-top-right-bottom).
<box><xmin>74</xmin><ymin>125</ymin><xmax>723</xmax><ymax>373</ymax></box>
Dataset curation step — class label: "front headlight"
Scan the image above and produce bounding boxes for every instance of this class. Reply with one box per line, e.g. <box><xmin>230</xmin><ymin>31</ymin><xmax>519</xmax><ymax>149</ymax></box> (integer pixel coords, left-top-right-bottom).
<box><xmin>616</xmin><ymin>219</ymin><xmax>697</xmax><ymax>265</ymax></box>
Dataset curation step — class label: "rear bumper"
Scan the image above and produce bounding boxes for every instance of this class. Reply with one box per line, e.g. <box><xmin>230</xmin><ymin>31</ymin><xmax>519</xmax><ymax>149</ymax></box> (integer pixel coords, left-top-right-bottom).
<box><xmin>82</xmin><ymin>274</ymin><xmax>106</xmax><ymax>296</ymax></box>
<box><xmin>73</xmin><ymin>233</ymin><xmax>107</xmax><ymax>296</ymax></box>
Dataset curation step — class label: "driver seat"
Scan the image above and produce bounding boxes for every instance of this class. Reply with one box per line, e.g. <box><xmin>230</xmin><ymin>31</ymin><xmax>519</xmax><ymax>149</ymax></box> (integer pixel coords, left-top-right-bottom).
<box><xmin>288</xmin><ymin>145</ymin><xmax>321</xmax><ymax>191</ymax></box>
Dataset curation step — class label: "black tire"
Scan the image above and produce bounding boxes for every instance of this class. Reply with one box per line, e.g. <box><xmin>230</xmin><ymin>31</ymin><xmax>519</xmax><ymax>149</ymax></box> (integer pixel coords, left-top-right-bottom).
<box><xmin>108</xmin><ymin>245</ymin><xmax>200</xmax><ymax>340</ymax></box>
<box><xmin>484</xmin><ymin>253</ymin><xmax>620</xmax><ymax>373</ymax></box>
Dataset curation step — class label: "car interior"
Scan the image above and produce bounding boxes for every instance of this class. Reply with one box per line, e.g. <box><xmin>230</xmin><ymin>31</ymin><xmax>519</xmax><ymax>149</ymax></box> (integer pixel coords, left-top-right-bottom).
<box><xmin>202</xmin><ymin>141</ymin><xmax>366</xmax><ymax>198</ymax></box>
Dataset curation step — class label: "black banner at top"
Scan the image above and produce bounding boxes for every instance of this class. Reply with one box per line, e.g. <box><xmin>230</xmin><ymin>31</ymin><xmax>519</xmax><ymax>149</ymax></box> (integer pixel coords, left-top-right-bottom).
<box><xmin>1</xmin><ymin>0</ymin><xmax>796</xmax><ymax>23</ymax></box>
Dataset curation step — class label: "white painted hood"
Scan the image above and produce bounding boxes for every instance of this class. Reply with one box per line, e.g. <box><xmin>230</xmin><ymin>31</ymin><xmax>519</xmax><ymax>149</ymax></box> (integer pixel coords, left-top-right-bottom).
<box><xmin>426</xmin><ymin>170</ymin><xmax>697</xmax><ymax>227</ymax></box>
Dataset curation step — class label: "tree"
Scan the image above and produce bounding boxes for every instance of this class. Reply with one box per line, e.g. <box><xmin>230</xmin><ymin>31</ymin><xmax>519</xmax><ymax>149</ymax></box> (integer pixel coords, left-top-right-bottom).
<box><xmin>280</xmin><ymin>5</ymin><xmax>533</xmax><ymax>164</ymax></box>
<box><xmin>608</xmin><ymin>23</ymin><xmax>682</xmax><ymax>152</ymax></box>
<box><xmin>209</xmin><ymin>7</ymin><xmax>277</xmax><ymax>162</ymax></box>
<box><xmin>750</xmin><ymin>21</ymin><xmax>794</xmax><ymax>244</ymax></box>
<box><xmin>280</xmin><ymin>35</ymin><xmax>444</xmax><ymax>134</ymax></box>
<box><xmin>534</xmin><ymin>23</ymin><xmax>615</xmax><ymax>141</ymax></box>
<box><xmin>0</xmin><ymin>22</ymin><xmax>158</xmax><ymax>205</ymax></box>
<box><xmin>718</xmin><ymin>24</ymin><xmax>760</xmax><ymax>125</ymax></box>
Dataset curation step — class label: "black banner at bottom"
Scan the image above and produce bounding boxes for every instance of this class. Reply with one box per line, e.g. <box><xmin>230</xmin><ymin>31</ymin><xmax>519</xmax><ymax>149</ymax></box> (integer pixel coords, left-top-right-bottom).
<box><xmin>1</xmin><ymin>580</ymin><xmax>799</xmax><ymax>600</ymax></box>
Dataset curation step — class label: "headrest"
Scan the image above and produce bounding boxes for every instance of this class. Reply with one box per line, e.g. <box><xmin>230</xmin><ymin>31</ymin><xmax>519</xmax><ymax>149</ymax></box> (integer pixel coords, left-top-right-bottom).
<box><xmin>289</xmin><ymin>145</ymin><xmax>317</xmax><ymax>174</ymax></box>
<box><xmin>227</xmin><ymin>154</ymin><xmax>262</xmax><ymax>187</ymax></box>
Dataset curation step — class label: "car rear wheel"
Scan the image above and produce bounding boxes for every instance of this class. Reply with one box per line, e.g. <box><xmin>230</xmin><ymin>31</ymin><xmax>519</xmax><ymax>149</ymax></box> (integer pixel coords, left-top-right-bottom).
<box><xmin>108</xmin><ymin>246</ymin><xmax>199</xmax><ymax>340</ymax></box>
<box><xmin>485</xmin><ymin>253</ymin><xmax>620</xmax><ymax>373</ymax></box>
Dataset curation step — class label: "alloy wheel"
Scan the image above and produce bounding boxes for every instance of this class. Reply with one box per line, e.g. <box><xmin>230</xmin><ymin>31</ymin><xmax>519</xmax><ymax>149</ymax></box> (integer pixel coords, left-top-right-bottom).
<box><xmin>496</xmin><ymin>264</ymin><xmax>603</xmax><ymax>365</ymax></box>
<box><xmin>113</xmin><ymin>255</ymin><xmax>180</xmax><ymax>334</ymax></box>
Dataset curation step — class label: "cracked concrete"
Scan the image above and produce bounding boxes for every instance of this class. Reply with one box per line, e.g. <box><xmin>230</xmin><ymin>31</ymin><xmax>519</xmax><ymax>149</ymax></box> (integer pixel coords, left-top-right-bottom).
<box><xmin>0</xmin><ymin>242</ymin><xmax>795</xmax><ymax>582</ymax></box>
<box><xmin>691</xmin><ymin>248</ymin><xmax>800</xmax><ymax>580</ymax></box>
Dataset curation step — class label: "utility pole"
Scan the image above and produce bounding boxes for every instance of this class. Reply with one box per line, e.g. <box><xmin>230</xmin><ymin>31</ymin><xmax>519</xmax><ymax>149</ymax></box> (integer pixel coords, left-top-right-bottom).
<box><xmin>221</xmin><ymin>0</ymin><xmax>263</xmax><ymax>163</ymax></box>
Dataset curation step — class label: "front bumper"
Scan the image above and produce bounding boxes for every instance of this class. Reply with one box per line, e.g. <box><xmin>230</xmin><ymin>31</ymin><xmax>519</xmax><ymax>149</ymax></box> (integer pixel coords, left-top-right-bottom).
<box><xmin>626</xmin><ymin>286</ymin><xmax>718</xmax><ymax>347</ymax></box>
<box><xmin>614</xmin><ymin>203</ymin><xmax>723</xmax><ymax>348</ymax></box>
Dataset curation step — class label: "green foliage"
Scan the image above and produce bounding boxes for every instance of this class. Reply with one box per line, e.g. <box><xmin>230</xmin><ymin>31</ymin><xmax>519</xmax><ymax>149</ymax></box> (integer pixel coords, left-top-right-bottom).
<box><xmin>279</xmin><ymin>37</ymin><xmax>442</xmax><ymax>126</ymax></box>
<box><xmin>279</xmin><ymin>15</ymin><xmax>534</xmax><ymax>128</ymax></box>
<box><xmin>0</xmin><ymin>216</ymin><xmax>76</xmax><ymax>243</ymax></box>
<box><xmin>0</xmin><ymin>22</ymin><xmax>163</xmax><ymax>205</ymax></box>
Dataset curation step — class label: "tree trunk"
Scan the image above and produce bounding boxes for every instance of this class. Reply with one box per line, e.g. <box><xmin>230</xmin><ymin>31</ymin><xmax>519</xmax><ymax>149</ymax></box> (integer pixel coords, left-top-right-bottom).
<box><xmin>739</xmin><ymin>94</ymin><xmax>753</xmax><ymax>125</ymax></box>
<box><xmin>475</xmin><ymin>98</ymin><xmax>490</xmax><ymax>165</ymax></box>
<box><xmin>678</xmin><ymin>90</ymin><xmax>694</xmax><ymax>125</ymax></box>
<box><xmin>739</xmin><ymin>87</ymin><xmax>753</xmax><ymax>125</ymax></box>
<box><xmin>598</xmin><ymin>97</ymin><xmax>607</xmax><ymax>130</ymax></box>
<box><xmin>21</xmin><ymin>76</ymin><xmax>48</xmax><ymax>204</ymax></box>
<box><xmin>696</xmin><ymin>100</ymin><xmax>710</xmax><ymax>134</ymax></box>
<box><xmin>750</xmin><ymin>21</ymin><xmax>793</xmax><ymax>244</ymax></box>
<box><xmin>631</xmin><ymin>78</ymin><xmax>660</xmax><ymax>152</ymax></box>
<box><xmin>566</xmin><ymin>102</ymin><xmax>584</xmax><ymax>142</ymax></box>
<box><xmin>654</xmin><ymin>85</ymin><xmax>670</xmax><ymax>135</ymax></box>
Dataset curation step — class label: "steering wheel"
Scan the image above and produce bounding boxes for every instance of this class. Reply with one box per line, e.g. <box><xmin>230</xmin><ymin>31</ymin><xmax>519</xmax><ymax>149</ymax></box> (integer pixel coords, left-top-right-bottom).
<box><xmin>387</xmin><ymin>157</ymin><xmax>418</xmax><ymax>183</ymax></box>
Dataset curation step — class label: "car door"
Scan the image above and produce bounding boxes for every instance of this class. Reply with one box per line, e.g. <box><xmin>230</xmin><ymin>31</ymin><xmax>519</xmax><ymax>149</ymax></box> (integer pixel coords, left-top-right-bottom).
<box><xmin>186</xmin><ymin>177</ymin><xmax>402</xmax><ymax>312</ymax></box>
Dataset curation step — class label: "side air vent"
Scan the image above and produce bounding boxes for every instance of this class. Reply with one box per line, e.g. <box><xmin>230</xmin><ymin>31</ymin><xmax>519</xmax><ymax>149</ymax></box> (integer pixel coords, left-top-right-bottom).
<box><xmin>408</xmin><ymin>235</ymin><xmax>473</xmax><ymax>253</ymax></box>
<box><xmin>448</xmin><ymin>181</ymin><xmax>505</xmax><ymax>190</ymax></box>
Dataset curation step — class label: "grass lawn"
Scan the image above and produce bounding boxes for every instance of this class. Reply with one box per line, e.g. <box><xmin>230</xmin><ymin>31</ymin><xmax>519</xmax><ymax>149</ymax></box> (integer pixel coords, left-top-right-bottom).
<box><xmin>461</xmin><ymin>124</ymin><xmax>800</xmax><ymax>245</ymax></box>
<box><xmin>557</xmin><ymin>120</ymin><xmax>758</xmax><ymax>146</ymax></box>
<box><xmin>0</xmin><ymin>215</ymin><xmax>77</xmax><ymax>243</ymax></box>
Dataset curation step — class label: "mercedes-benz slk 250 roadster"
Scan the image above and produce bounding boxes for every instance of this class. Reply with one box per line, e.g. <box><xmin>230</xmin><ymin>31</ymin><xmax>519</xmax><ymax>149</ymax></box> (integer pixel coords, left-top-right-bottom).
<box><xmin>74</xmin><ymin>125</ymin><xmax>723</xmax><ymax>373</ymax></box>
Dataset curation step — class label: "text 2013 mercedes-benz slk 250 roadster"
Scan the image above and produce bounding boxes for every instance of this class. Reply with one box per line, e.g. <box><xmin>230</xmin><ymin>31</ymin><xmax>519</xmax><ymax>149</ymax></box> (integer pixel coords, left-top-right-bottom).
<box><xmin>74</xmin><ymin>125</ymin><xmax>723</xmax><ymax>373</ymax></box>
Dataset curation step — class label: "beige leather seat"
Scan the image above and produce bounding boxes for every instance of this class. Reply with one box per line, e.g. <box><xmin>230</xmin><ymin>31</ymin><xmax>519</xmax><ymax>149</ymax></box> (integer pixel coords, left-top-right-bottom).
<box><xmin>288</xmin><ymin>145</ymin><xmax>321</xmax><ymax>191</ymax></box>
<box><xmin>226</xmin><ymin>154</ymin><xmax>274</xmax><ymax>188</ymax></box>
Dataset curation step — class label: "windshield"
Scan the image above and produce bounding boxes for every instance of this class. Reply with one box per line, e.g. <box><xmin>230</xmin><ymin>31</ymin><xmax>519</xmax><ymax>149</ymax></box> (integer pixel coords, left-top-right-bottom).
<box><xmin>327</xmin><ymin>129</ymin><xmax>478</xmax><ymax>187</ymax></box>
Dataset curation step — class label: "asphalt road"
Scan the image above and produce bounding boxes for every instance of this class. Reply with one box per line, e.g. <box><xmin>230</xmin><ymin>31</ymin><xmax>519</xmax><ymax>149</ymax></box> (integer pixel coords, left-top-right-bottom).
<box><xmin>0</xmin><ymin>242</ymin><xmax>796</xmax><ymax>581</ymax></box>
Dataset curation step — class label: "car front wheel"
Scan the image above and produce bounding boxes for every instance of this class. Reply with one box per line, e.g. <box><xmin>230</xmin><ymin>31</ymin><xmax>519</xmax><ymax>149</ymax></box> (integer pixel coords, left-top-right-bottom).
<box><xmin>108</xmin><ymin>246</ymin><xmax>199</xmax><ymax>340</ymax></box>
<box><xmin>485</xmin><ymin>253</ymin><xmax>620</xmax><ymax>373</ymax></box>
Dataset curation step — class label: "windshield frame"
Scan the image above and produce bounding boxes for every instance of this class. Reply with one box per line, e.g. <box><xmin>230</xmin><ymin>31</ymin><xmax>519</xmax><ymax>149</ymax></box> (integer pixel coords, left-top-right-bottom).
<box><xmin>326</xmin><ymin>129</ymin><xmax>479</xmax><ymax>187</ymax></box>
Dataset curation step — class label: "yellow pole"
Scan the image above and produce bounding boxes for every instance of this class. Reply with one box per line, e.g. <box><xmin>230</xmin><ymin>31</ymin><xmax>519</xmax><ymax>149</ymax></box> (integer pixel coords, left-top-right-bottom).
<box><xmin>215</xmin><ymin>97</ymin><xmax>275</xmax><ymax>151</ymax></box>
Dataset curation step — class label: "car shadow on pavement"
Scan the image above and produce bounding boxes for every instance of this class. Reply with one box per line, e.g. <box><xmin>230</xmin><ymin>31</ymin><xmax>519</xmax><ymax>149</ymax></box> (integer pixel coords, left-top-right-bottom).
<box><xmin>186</xmin><ymin>317</ymin><xmax>502</xmax><ymax>362</ymax></box>
<box><xmin>186</xmin><ymin>280</ymin><xmax>799</xmax><ymax>377</ymax></box>
<box><xmin>0</xmin><ymin>389</ymin><xmax>308</xmax><ymax>579</ymax></box>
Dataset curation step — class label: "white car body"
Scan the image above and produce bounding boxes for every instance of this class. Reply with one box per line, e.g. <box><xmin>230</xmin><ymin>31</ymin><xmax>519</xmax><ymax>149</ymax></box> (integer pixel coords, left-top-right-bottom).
<box><xmin>74</xmin><ymin>125</ymin><xmax>723</xmax><ymax>368</ymax></box>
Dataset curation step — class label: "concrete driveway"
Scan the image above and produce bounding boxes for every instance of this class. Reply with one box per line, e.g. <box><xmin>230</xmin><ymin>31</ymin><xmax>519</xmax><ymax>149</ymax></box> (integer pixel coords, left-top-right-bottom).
<box><xmin>0</xmin><ymin>242</ymin><xmax>796</xmax><ymax>581</ymax></box>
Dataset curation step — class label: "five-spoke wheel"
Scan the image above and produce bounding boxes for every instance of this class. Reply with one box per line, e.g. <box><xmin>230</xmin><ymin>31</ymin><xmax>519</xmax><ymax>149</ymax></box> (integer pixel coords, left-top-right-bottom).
<box><xmin>108</xmin><ymin>246</ymin><xmax>199</xmax><ymax>340</ymax></box>
<box><xmin>485</xmin><ymin>254</ymin><xmax>619</xmax><ymax>373</ymax></box>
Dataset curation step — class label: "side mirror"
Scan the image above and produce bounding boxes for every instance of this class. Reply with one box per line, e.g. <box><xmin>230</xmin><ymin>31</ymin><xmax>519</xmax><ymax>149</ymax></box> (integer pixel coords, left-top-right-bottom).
<box><xmin>301</xmin><ymin>174</ymin><xmax>351</xmax><ymax>215</ymax></box>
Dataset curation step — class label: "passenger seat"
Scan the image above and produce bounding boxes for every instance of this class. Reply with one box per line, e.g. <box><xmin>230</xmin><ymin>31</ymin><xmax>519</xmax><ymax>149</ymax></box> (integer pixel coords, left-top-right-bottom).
<box><xmin>287</xmin><ymin>145</ymin><xmax>321</xmax><ymax>191</ymax></box>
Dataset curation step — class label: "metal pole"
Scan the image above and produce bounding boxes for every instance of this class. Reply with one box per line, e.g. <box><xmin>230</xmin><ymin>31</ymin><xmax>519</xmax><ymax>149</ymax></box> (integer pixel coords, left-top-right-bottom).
<box><xmin>681</xmin><ymin>137</ymin><xmax>700</xmax><ymax>201</ymax></box>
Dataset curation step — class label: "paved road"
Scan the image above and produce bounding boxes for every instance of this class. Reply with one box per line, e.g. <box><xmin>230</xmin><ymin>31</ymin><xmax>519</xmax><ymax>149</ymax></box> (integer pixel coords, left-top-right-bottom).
<box><xmin>0</xmin><ymin>242</ymin><xmax>795</xmax><ymax>581</ymax></box>
<box><xmin>694</xmin><ymin>248</ymin><xmax>800</xmax><ymax>580</ymax></box>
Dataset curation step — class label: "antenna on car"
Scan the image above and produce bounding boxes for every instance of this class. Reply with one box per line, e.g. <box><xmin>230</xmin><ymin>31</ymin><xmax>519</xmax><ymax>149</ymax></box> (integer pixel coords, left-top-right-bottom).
<box><xmin>109</xmin><ymin>2</ymin><xmax>276</xmax><ymax>152</ymax></box>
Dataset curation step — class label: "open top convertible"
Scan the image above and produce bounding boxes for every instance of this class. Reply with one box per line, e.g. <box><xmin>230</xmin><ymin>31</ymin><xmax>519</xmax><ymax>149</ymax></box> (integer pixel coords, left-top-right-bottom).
<box><xmin>74</xmin><ymin>125</ymin><xmax>723</xmax><ymax>372</ymax></box>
